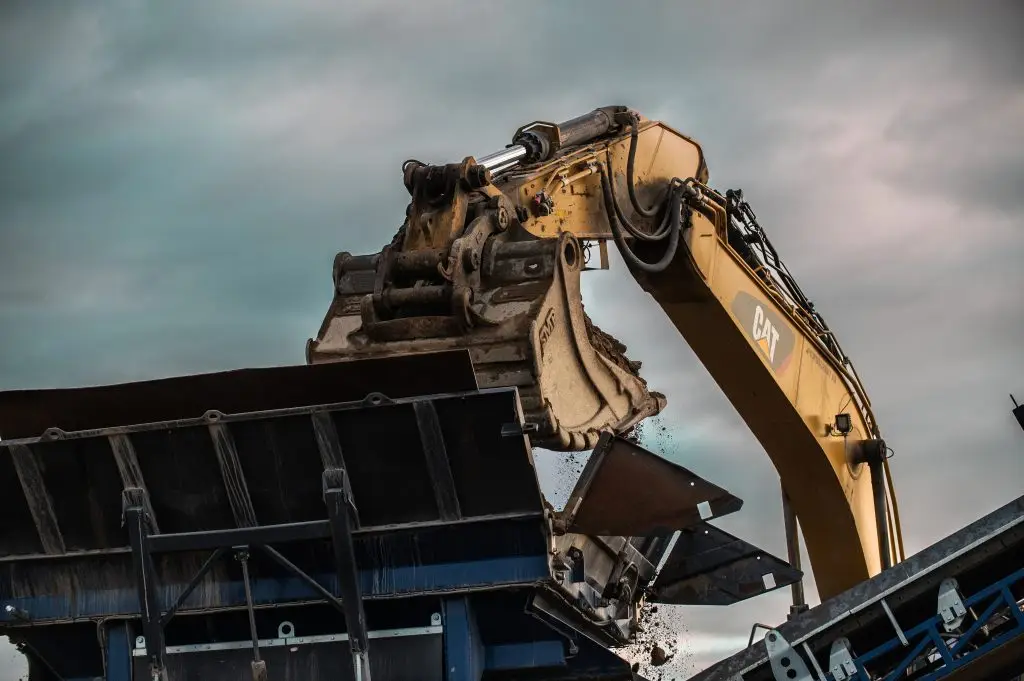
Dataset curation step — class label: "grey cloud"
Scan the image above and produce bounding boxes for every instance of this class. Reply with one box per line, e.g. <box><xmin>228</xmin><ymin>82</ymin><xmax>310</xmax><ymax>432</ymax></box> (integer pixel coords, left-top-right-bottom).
<box><xmin>2</xmin><ymin>2</ymin><xmax>1023</xmax><ymax>679</ymax></box>
<box><xmin>881</xmin><ymin>91</ymin><xmax>1024</xmax><ymax>213</ymax></box>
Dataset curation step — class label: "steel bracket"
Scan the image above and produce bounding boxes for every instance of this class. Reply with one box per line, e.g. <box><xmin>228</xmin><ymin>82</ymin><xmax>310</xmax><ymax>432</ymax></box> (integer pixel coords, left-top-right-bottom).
<box><xmin>764</xmin><ymin>629</ymin><xmax>813</xmax><ymax>681</ymax></box>
<box><xmin>828</xmin><ymin>637</ymin><xmax>857</xmax><ymax>680</ymax></box>
<box><xmin>937</xmin><ymin>577</ymin><xmax>967</xmax><ymax>632</ymax></box>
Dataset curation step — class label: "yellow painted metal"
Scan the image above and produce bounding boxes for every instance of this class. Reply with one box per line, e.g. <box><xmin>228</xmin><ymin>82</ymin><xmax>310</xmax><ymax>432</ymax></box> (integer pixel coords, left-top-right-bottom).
<box><xmin>308</xmin><ymin>110</ymin><xmax>905</xmax><ymax>600</ymax></box>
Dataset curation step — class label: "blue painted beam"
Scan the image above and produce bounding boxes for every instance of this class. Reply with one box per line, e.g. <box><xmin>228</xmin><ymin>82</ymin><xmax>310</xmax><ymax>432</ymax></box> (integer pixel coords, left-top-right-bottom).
<box><xmin>485</xmin><ymin>641</ymin><xmax>566</xmax><ymax>670</ymax></box>
<box><xmin>105</xmin><ymin>622</ymin><xmax>132</xmax><ymax>681</ymax></box>
<box><xmin>0</xmin><ymin>555</ymin><xmax>551</xmax><ymax>625</ymax></box>
<box><xmin>443</xmin><ymin>597</ymin><xmax>484</xmax><ymax>681</ymax></box>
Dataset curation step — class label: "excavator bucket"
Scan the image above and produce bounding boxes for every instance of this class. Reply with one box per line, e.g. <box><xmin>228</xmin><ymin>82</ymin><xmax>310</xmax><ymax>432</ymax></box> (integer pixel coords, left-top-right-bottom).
<box><xmin>307</xmin><ymin>232</ymin><xmax>665</xmax><ymax>452</ymax></box>
<box><xmin>303</xmin><ymin>112</ymin><xmax>681</xmax><ymax>453</ymax></box>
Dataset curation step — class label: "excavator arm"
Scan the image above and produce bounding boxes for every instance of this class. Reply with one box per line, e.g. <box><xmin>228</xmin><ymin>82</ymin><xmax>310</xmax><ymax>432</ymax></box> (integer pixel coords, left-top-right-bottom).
<box><xmin>307</xmin><ymin>106</ymin><xmax>905</xmax><ymax>599</ymax></box>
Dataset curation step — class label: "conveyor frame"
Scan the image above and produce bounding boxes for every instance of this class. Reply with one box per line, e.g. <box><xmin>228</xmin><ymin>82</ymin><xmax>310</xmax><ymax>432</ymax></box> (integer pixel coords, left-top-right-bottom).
<box><xmin>691</xmin><ymin>494</ymin><xmax>1024</xmax><ymax>681</ymax></box>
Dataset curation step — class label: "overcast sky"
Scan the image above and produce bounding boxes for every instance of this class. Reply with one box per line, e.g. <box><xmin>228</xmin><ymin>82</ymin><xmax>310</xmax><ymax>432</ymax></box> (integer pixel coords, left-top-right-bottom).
<box><xmin>2</xmin><ymin>1</ymin><xmax>1022</xmax><ymax>678</ymax></box>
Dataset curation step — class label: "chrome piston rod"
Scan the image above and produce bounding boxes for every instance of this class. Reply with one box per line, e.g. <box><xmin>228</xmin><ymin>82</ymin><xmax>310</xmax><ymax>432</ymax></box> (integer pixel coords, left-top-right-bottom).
<box><xmin>476</xmin><ymin>145</ymin><xmax>527</xmax><ymax>176</ymax></box>
<box><xmin>476</xmin><ymin>107</ymin><xmax>627</xmax><ymax>178</ymax></box>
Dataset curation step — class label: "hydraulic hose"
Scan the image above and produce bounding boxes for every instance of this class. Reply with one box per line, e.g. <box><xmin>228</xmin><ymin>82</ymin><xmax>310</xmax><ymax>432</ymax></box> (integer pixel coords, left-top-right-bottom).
<box><xmin>625</xmin><ymin>112</ymin><xmax>669</xmax><ymax>218</ymax></box>
<box><xmin>596</xmin><ymin>112</ymin><xmax>694</xmax><ymax>273</ymax></box>
<box><xmin>600</xmin><ymin>167</ymin><xmax>686</xmax><ymax>274</ymax></box>
<box><xmin>604</xmin><ymin>149</ymin><xmax>673</xmax><ymax>243</ymax></box>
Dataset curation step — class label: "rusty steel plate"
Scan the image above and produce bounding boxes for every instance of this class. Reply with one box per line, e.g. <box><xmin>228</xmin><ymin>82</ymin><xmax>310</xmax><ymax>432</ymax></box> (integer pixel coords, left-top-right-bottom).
<box><xmin>561</xmin><ymin>433</ymin><xmax>743</xmax><ymax>537</ymax></box>
<box><xmin>648</xmin><ymin>521</ymin><xmax>802</xmax><ymax>606</ymax></box>
<box><xmin>0</xmin><ymin>385</ymin><xmax>542</xmax><ymax>558</ymax></box>
<box><xmin>0</xmin><ymin>350</ymin><xmax>477</xmax><ymax>440</ymax></box>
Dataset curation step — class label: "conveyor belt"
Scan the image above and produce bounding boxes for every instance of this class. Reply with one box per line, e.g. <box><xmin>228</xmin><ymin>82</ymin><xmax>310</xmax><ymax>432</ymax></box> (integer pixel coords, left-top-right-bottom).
<box><xmin>691</xmin><ymin>494</ymin><xmax>1024</xmax><ymax>681</ymax></box>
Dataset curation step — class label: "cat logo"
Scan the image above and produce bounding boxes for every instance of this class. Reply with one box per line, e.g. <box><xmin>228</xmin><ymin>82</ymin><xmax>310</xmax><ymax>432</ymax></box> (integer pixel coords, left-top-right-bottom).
<box><xmin>538</xmin><ymin>308</ymin><xmax>557</xmax><ymax>359</ymax></box>
<box><xmin>731</xmin><ymin>291</ymin><xmax>795</xmax><ymax>373</ymax></box>
<box><xmin>752</xmin><ymin>305</ymin><xmax>781</xmax><ymax>364</ymax></box>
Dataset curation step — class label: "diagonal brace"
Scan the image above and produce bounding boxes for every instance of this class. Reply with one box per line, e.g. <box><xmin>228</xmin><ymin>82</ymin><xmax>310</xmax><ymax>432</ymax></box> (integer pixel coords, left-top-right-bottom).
<box><xmin>324</xmin><ymin>467</ymin><xmax>372</xmax><ymax>681</ymax></box>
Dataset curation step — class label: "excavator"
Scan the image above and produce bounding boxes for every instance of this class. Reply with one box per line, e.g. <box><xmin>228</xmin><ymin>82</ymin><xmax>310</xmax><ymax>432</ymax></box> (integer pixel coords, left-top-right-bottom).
<box><xmin>306</xmin><ymin>105</ymin><xmax>905</xmax><ymax>601</ymax></box>
<box><xmin>4</xmin><ymin>106</ymin><xmax>1022</xmax><ymax>681</ymax></box>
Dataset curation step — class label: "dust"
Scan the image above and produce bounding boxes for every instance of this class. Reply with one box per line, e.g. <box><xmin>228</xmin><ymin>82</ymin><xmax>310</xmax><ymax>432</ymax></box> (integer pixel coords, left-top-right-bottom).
<box><xmin>548</xmin><ymin>395</ymin><xmax>673</xmax><ymax>507</ymax></box>
<box><xmin>620</xmin><ymin>601</ymin><xmax>697</xmax><ymax>680</ymax></box>
<box><xmin>544</xmin><ymin>318</ymin><xmax>693</xmax><ymax>678</ymax></box>
<box><xmin>549</xmin><ymin>448</ymin><xmax>592</xmax><ymax>508</ymax></box>
<box><xmin>640</xmin><ymin>415</ymin><xmax>674</xmax><ymax>450</ymax></box>
<box><xmin>625</xmin><ymin>413</ymin><xmax>674</xmax><ymax>451</ymax></box>
<box><xmin>620</xmin><ymin>417</ymin><xmax>697</xmax><ymax>680</ymax></box>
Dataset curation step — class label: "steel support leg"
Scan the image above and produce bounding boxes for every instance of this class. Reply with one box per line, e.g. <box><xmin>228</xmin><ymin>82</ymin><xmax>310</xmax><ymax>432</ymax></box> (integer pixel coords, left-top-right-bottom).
<box><xmin>850</xmin><ymin>438</ymin><xmax>893</xmax><ymax>571</ymax></box>
<box><xmin>324</xmin><ymin>467</ymin><xmax>372</xmax><ymax>681</ymax></box>
<box><xmin>869</xmin><ymin>458</ymin><xmax>892</xmax><ymax>570</ymax></box>
<box><xmin>123</xmin><ymin>487</ymin><xmax>166</xmax><ymax>679</ymax></box>
<box><xmin>442</xmin><ymin>597</ymin><xmax>484</xmax><ymax>681</ymax></box>
<box><xmin>235</xmin><ymin>546</ymin><xmax>268</xmax><ymax>681</ymax></box>
<box><xmin>104</xmin><ymin>621</ymin><xmax>133</xmax><ymax>681</ymax></box>
<box><xmin>781</xmin><ymin>482</ymin><xmax>808</xmax><ymax>619</ymax></box>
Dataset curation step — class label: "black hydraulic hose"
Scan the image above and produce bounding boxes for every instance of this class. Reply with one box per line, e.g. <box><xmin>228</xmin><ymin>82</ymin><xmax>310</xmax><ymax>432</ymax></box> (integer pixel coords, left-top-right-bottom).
<box><xmin>600</xmin><ymin>167</ymin><xmax>685</xmax><ymax>273</ymax></box>
<box><xmin>625</xmin><ymin>113</ymin><xmax>666</xmax><ymax>218</ymax></box>
<box><xmin>727</xmin><ymin>190</ymin><xmax>852</xmax><ymax>366</ymax></box>
<box><xmin>604</xmin><ymin>150</ymin><xmax>673</xmax><ymax>242</ymax></box>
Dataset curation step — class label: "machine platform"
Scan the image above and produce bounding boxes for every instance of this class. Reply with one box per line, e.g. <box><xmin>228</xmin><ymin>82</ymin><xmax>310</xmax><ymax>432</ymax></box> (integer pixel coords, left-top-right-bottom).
<box><xmin>0</xmin><ymin>351</ymin><xmax>800</xmax><ymax>680</ymax></box>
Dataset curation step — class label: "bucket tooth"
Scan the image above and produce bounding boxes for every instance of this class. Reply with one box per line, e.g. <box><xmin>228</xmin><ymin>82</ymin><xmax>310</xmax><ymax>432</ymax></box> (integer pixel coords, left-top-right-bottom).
<box><xmin>308</xmin><ymin>233</ymin><xmax>665</xmax><ymax>451</ymax></box>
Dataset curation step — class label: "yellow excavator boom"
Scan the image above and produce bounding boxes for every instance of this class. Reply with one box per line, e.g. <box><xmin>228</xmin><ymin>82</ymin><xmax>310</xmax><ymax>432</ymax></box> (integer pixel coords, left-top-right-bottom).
<box><xmin>307</xmin><ymin>106</ymin><xmax>905</xmax><ymax>599</ymax></box>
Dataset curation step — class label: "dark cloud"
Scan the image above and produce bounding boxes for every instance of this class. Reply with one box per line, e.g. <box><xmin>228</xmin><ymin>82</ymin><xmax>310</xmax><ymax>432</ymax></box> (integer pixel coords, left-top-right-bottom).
<box><xmin>2</xmin><ymin>1</ymin><xmax>1022</xmax><ymax>677</ymax></box>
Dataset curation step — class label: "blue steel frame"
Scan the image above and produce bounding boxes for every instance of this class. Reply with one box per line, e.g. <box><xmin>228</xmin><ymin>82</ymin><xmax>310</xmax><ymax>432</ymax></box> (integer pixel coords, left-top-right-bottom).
<box><xmin>98</xmin><ymin>594</ymin><xmax>632</xmax><ymax>681</ymax></box>
<box><xmin>0</xmin><ymin>519</ymin><xmax>551</xmax><ymax>625</ymax></box>
<box><xmin>842</xmin><ymin>566</ymin><xmax>1024</xmax><ymax>681</ymax></box>
<box><xmin>441</xmin><ymin>596</ymin><xmax>567</xmax><ymax>680</ymax></box>
<box><xmin>11</xmin><ymin>512</ymin><xmax>553</xmax><ymax>680</ymax></box>
<box><xmin>438</xmin><ymin>595</ymin><xmax>633</xmax><ymax>681</ymax></box>
<box><xmin>0</xmin><ymin>370</ymin><xmax>655</xmax><ymax>680</ymax></box>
